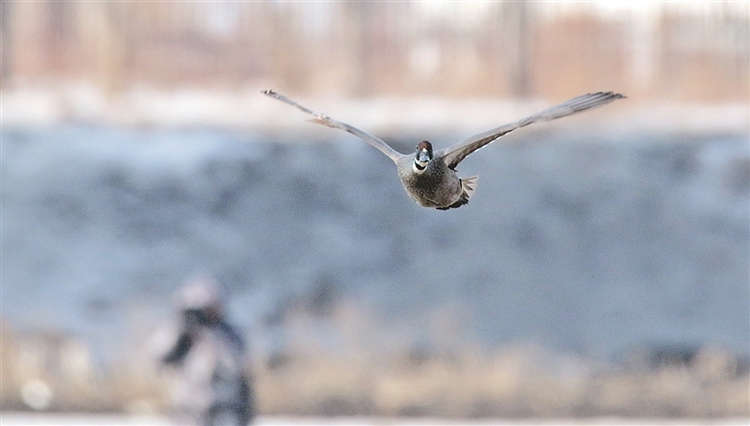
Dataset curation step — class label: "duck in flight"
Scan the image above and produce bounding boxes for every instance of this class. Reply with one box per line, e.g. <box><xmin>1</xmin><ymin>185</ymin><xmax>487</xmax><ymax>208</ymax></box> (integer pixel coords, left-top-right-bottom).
<box><xmin>262</xmin><ymin>90</ymin><xmax>624</xmax><ymax>210</ymax></box>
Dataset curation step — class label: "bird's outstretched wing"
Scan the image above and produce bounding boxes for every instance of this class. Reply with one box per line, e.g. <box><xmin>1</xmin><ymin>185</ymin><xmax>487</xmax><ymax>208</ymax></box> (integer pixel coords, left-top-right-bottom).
<box><xmin>436</xmin><ymin>92</ymin><xmax>625</xmax><ymax>169</ymax></box>
<box><xmin>262</xmin><ymin>90</ymin><xmax>403</xmax><ymax>162</ymax></box>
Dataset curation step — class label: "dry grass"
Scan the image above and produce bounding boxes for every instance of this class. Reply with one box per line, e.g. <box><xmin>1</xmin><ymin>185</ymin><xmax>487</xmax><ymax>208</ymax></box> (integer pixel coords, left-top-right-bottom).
<box><xmin>254</xmin><ymin>346</ymin><xmax>748</xmax><ymax>418</ymax></box>
<box><xmin>1</xmin><ymin>326</ymin><xmax>747</xmax><ymax>418</ymax></box>
<box><xmin>0</xmin><ymin>324</ymin><xmax>168</xmax><ymax>413</ymax></box>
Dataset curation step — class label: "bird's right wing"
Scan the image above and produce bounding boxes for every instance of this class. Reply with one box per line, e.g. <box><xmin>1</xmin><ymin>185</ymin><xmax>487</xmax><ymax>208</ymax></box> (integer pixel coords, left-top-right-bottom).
<box><xmin>437</xmin><ymin>92</ymin><xmax>625</xmax><ymax>169</ymax></box>
<box><xmin>262</xmin><ymin>90</ymin><xmax>403</xmax><ymax>162</ymax></box>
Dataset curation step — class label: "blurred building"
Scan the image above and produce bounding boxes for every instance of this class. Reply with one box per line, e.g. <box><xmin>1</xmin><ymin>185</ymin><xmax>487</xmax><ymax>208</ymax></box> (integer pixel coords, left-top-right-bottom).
<box><xmin>2</xmin><ymin>1</ymin><xmax>747</xmax><ymax>102</ymax></box>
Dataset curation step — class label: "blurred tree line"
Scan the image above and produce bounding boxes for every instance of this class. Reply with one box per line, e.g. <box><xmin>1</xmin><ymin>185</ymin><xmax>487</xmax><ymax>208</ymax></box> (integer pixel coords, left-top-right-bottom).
<box><xmin>1</xmin><ymin>1</ymin><xmax>747</xmax><ymax>102</ymax></box>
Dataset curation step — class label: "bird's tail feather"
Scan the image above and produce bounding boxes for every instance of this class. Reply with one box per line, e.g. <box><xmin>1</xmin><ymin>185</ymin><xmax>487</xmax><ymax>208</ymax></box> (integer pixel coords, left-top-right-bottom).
<box><xmin>461</xmin><ymin>175</ymin><xmax>478</xmax><ymax>200</ymax></box>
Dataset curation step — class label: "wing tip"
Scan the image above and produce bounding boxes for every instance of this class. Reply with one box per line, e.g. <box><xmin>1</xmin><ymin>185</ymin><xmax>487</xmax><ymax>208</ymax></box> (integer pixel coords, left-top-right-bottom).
<box><xmin>606</xmin><ymin>91</ymin><xmax>627</xmax><ymax>99</ymax></box>
<box><xmin>592</xmin><ymin>91</ymin><xmax>627</xmax><ymax>100</ymax></box>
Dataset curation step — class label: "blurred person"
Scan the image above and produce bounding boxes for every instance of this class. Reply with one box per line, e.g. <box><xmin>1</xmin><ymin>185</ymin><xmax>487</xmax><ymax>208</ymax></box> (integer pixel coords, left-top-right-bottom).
<box><xmin>160</xmin><ymin>276</ymin><xmax>253</xmax><ymax>426</ymax></box>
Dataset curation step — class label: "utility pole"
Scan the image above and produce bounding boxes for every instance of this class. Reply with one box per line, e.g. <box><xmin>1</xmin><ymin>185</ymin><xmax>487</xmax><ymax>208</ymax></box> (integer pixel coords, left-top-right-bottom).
<box><xmin>1</xmin><ymin>0</ymin><xmax>12</xmax><ymax>80</ymax></box>
<box><xmin>505</xmin><ymin>2</ymin><xmax>533</xmax><ymax>98</ymax></box>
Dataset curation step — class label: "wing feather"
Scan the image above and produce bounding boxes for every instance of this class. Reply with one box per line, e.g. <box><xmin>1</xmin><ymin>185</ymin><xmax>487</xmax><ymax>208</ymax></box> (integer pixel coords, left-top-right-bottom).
<box><xmin>437</xmin><ymin>92</ymin><xmax>625</xmax><ymax>169</ymax></box>
<box><xmin>262</xmin><ymin>90</ymin><xmax>403</xmax><ymax>162</ymax></box>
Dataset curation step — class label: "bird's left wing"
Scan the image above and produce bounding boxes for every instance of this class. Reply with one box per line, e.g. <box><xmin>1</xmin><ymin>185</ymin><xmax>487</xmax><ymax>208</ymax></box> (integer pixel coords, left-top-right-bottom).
<box><xmin>436</xmin><ymin>92</ymin><xmax>625</xmax><ymax>169</ymax></box>
<box><xmin>262</xmin><ymin>90</ymin><xmax>403</xmax><ymax>163</ymax></box>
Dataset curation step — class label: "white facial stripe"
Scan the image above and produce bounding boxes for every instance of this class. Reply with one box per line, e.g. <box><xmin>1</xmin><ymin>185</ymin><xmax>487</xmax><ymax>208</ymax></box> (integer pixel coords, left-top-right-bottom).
<box><xmin>413</xmin><ymin>160</ymin><xmax>427</xmax><ymax>173</ymax></box>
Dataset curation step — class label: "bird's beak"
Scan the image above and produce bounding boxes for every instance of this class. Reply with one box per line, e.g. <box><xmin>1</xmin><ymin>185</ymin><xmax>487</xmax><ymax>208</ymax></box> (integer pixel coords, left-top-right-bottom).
<box><xmin>418</xmin><ymin>149</ymin><xmax>431</xmax><ymax>163</ymax></box>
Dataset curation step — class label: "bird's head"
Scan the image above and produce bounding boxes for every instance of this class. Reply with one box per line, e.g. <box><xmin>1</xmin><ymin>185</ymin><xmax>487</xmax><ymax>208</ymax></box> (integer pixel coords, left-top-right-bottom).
<box><xmin>413</xmin><ymin>140</ymin><xmax>433</xmax><ymax>173</ymax></box>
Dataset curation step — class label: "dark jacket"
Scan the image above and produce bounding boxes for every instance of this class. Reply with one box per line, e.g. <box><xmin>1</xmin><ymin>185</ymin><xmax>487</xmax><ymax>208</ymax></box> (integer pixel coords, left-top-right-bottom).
<box><xmin>162</xmin><ymin>309</ymin><xmax>253</xmax><ymax>426</ymax></box>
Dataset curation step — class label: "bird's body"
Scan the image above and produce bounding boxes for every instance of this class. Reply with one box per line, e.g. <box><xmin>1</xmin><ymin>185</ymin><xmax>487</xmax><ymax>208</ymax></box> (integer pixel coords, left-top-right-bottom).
<box><xmin>262</xmin><ymin>90</ymin><xmax>624</xmax><ymax>210</ymax></box>
<box><xmin>396</xmin><ymin>153</ymin><xmax>475</xmax><ymax>210</ymax></box>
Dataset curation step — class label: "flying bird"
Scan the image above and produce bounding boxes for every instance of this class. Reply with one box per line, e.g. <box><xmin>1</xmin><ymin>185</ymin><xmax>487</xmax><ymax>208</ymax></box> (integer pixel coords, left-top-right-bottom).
<box><xmin>262</xmin><ymin>90</ymin><xmax>624</xmax><ymax>210</ymax></box>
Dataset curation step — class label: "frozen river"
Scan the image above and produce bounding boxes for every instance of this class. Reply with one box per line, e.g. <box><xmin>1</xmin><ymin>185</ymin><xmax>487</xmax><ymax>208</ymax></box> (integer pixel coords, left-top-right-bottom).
<box><xmin>3</xmin><ymin>126</ymin><xmax>748</xmax><ymax>363</ymax></box>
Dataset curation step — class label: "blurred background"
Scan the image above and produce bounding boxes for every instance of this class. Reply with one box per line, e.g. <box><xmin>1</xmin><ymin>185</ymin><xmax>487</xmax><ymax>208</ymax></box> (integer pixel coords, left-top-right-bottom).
<box><xmin>2</xmin><ymin>0</ymin><xmax>749</xmax><ymax>422</ymax></box>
